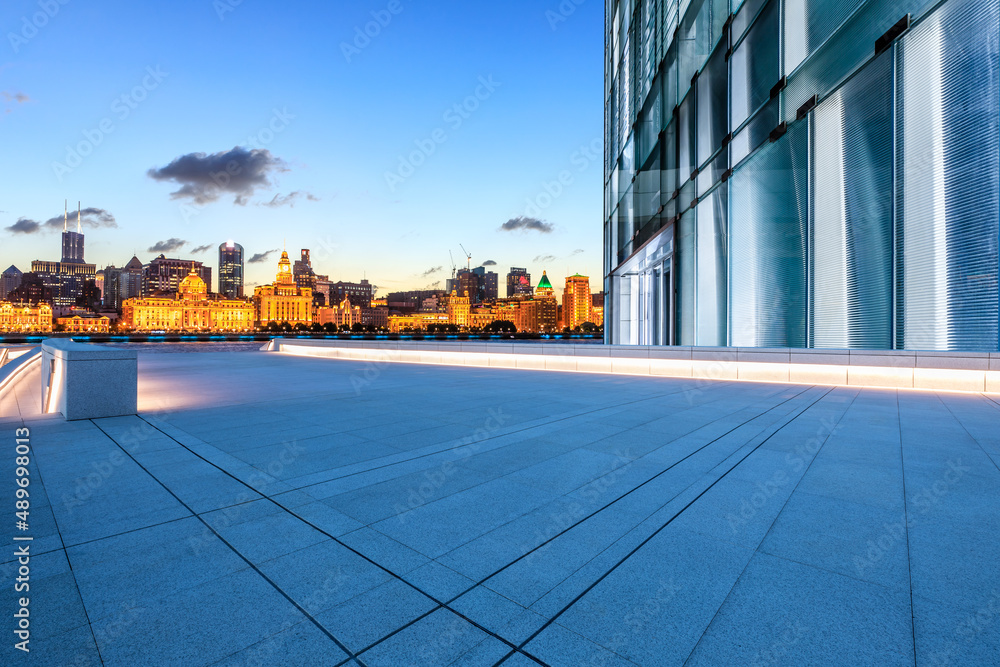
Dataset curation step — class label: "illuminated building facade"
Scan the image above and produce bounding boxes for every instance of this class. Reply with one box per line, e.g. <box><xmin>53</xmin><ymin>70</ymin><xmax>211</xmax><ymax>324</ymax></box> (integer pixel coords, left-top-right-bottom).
<box><xmin>605</xmin><ymin>0</ymin><xmax>1000</xmax><ymax>351</ymax></box>
<box><xmin>447</xmin><ymin>291</ymin><xmax>471</xmax><ymax>328</ymax></box>
<box><xmin>122</xmin><ymin>269</ymin><xmax>253</xmax><ymax>331</ymax></box>
<box><xmin>316</xmin><ymin>297</ymin><xmax>363</xmax><ymax>328</ymax></box>
<box><xmin>563</xmin><ymin>274</ymin><xmax>593</xmax><ymax>329</ymax></box>
<box><xmin>0</xmin><ymin>302</ymin><xmax>53</xmax><ymax>332</ymax></box>
<box><xmin>387</xmin><ymin>313</ymin><xmax>450</xmax><ymax>332</ymax></box>
<box><xmin>253</xmin><ymin>251</ymin><xmax>313</xmax><ymax>326</ymax></box>
<box><xmin>57</xmin><ymin>313</ymin><xmax>111</xmax><ymax>333</ymax></box>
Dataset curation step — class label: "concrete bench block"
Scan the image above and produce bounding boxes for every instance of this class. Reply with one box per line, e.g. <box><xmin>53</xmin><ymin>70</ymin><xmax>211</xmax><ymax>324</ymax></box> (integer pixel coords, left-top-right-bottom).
<box><xmin>42</xmin><ymin>339</ymin><xmax>137</xmax><ymax>421</ymax></box>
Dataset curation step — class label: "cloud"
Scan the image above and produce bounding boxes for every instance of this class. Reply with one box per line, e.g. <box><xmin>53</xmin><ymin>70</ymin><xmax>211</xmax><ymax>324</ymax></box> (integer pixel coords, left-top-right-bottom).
<box><xmin>534</xmin><ymin>254</ymin><xmax>556</xmax><ymax>263</ymax></box>
<box><xmin>5</xmin><ymin>207</ymin><xmax>117</xmax><ymax>234</ymax></box>
<box><xmin>570</xmin><ymin>249</ymin><xmax>584</xmax><ymax>256</ymax></box>
<box><xmin>42</xmin><ymin>207</ymin><xmax>117</xmax><ymax>230</ymax></box>
<box><xmin>499</xmin><ymin>216</ymin><xmax>554</xmax><ymax>234</ymax></box>
<box><xmin>5</xmin><ymin>218</ymin><xmax>40</xmax><ymax>234</ymax></box>
<box><xmin>420</xmin><ymin>266</ymin><xmax>442</xmax><ymax>278</ymax></box>
<box><xmin>148</xmin><ymin>238</ymin><xmax>187</xmax><ymax>254</ymax></box>
<box><xmin>147</xmin><ymin>147</ymin><xmax>288</xmax><ymax>205</ymax></box>
<box><xmin>258</xmin><ymin>191</ymin><xmax>319</xmax><ymax>208</ymax></box>
<box><xmin>248</xmin><ymin>249</ymin><xmax>279</xmax><ymax>264</ymax></box>
<box><xmin>191</xmin><ymin>244</ymin><xmax>213</xmax><ymax>254</ymax></box>
<box><xmin>480</xmin><ymin>260</ymin><xmax>497</xmax><ymax>266</ymax></box>
<box><xmin>2</xmin><ymin>91</ymin><xmax>30</xmax><ymax>104</ymax></box>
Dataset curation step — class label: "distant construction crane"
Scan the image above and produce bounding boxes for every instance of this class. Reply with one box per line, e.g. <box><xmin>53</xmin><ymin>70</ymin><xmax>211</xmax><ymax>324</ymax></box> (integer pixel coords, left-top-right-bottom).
<box><xmin>449</xmin><ymin>250</ymin><xmax>457</xmax><ymax>278</ymax></box>
<box><xmin>460</xmin><ymin>244</ymin><xmax>472</xmax><ymax>272</ymax></box>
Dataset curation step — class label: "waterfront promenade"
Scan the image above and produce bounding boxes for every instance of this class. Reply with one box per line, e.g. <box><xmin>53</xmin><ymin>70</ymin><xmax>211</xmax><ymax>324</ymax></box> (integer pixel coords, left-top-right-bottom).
<box><xmin>2</xmin><ymin>344</ymin><xmax>999</xmax><ymax>665</ymax></box>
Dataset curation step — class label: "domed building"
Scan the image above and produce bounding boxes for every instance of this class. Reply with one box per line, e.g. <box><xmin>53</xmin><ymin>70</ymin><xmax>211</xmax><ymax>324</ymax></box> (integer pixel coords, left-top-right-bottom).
<box><xmin>253</xmin><ymin>250</ymin><xmax>313</xmax><ymax>327</ymax></box>
<box><xmin>121</xmin><ymin>266</ymin><xmax>254</xmax><ymax>331</ymax></box>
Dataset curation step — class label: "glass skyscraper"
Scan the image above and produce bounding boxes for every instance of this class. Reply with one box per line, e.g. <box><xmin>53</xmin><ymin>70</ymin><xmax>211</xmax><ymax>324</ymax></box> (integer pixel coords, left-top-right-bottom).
<box><xmin>604</xmin><ymin>0</ymin><xmax>999</xmax><ymax>351</ymax></box>
<box><xmin>219</xmin><ymin>241</ymin><xmax>245</xmax><ymax>299</ymax></box>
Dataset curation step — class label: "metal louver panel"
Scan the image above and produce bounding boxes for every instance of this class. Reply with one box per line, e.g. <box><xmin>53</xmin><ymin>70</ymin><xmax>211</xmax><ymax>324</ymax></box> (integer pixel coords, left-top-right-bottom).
<box><xmin>898</xmin><ymin>0</ymin><xmax>1000</xmax><ymax>351</ymax></box>
<box><xmin>782</xmin><ymin>0</ymin><xmax>938</xmax><ymax>124</ymax></box>
<box><xmin>811</xmin><ymin>50</ymin><xmax>894</xmax><ymax>349</ymax></box>
<box><xmin>730</xmin><ymin>122</ymin><xmax>809</xmax><ymax>347</ymax></box>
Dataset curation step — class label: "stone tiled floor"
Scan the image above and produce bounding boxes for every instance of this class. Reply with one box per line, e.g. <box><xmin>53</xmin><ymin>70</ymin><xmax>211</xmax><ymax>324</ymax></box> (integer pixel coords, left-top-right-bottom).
<box><xmin>2</xmin><ymin>349</ymin><xmax>999</xmax><ymax>665</ymax></box>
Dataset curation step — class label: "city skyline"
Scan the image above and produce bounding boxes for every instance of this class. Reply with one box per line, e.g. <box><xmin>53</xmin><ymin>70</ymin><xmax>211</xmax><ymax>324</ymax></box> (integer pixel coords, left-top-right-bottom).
<box><xmin>2</xmin><ymin>224</ymin><xmax>592</xmax><ymax>300</ymax></box>
<box><xmin>0</xmin><ymin>0</ymin><xmax>604</xmax><ymax>293</ymax></box>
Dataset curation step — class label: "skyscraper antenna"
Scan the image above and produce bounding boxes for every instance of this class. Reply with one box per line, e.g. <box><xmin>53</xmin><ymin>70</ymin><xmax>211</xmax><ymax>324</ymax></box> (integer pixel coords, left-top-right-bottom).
<box><xmin>77</xmin><ymin>201</ymin><xmax>81</xmax><ymax>232</ymax></box>
<box><xmin>64</xmin><ymin>200</ymin><xmax>68</xmax><ymax>232</ymax></box>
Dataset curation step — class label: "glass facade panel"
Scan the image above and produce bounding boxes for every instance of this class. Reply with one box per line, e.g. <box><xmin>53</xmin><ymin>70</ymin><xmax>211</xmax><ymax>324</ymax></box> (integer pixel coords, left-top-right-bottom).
<box><xmin>696</xmin><ymin>184</ymin><xmax>728</xmax><ymax>345</ymax></box>
<box><xmin>730</xmin><ymin>0</ymin><xmax>779</xmax><ymax>131</ymax></box>
<box><xmin>730</xmin><ymin>122</ymin><xmax>808</xmax><ymax>348</ymax></box>
<box><xmin>811</xmin><ymin>50</ymin><xmax>894</xmax><ymax>349</ymax></box>
<box><xmin>696</xmin><ymin>43</ymin><xmax>728</xmax><ymax>168</ymax></box>
<box><xmin>897</xmin><ymin>0</ymin><xmax>1000</xmax><ymax>351</ymax></box>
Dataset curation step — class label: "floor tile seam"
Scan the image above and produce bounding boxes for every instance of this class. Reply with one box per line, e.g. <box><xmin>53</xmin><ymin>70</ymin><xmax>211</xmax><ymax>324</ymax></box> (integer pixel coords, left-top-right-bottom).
<box><xmin>89</xmin><ymin>418</ymin><xmax>364</xmax><ymax>664</ymax></box>
<box><xmin>133</xmin><ymin>415</ymin><xmax>551</xmax><ymax>663</ymax></box>
<box><xmin>426</xmin><ymin>385</ymin><xmax>824</xmax><ymax>588</ymax></box>
<box><xmin>505</xmin><ymin>386</ymin><xmax>836</xmax><ymax>657</ymax></box>
<box><xmin>678</xmin><ymin>386</ymin><xmax>861</xmax><ymax>666</ymax></box>
<box><xmin>240</xmin><ymin>384</ymin><xmax>742</xmax><ymax>497</ymax></box>
<box><xmin>43</xmin><ymin>514</ymin><xmax>197</xmax><ymax>563</ymax></box>
<box><xmin>898</xmin><ymin>390</ymin><xmax>921</xmax><ymax>665</ymax></box>
<box><xmin>74</xmin><ymin>558</ymin><xmax>258</xmax><ymax>627</ymax></box>
<box><xmin>32</xmin><ymin>424</ymin><xmax>108</xmax><ymax>666</ymax></box>
<box><xmin>547</xmin><ymin>620</ymin><xmax>645</xmax><ymax>667</ymax></box>
<box><xmin>933</xmin><ymin>395</ymin><xmax>1000</xmax><ymax>476</ymax></box>
<box><xmin>752</xmin><ymin>547</ymin><xmax>914</xmax><ymax>595</ymax></box>
<box><xmin>201</xmin><ymin>617</ymin><xmax>353</xmax><ymax>667</ymax></box>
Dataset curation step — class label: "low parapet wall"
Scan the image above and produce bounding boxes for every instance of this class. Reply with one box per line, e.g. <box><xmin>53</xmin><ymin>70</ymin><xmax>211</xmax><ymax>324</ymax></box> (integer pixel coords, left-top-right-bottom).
<box><xmin>265</xmin><ymin>338</ymin><xmax>1000</xmax><ymax>394</ymax></box>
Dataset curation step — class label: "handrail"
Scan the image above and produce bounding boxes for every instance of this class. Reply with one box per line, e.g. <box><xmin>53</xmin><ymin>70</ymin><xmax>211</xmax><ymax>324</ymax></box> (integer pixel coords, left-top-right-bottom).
<box><xmin>0</xmin><ymin>346</ymin><xmax>41</xmax><ymax>401</ymax></box>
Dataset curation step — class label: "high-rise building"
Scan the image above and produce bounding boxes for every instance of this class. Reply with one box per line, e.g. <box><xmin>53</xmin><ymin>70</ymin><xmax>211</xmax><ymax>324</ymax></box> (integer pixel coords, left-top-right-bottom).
<box><xmin>253</xmin><ymin>250</ymin><xmax>313</xmax><ymax>326</ymax></box>
<box><xmin>330</xmin><ymin>280</ymin><xmax>374</xmax><ymax>308</ymax></box>
<box><xmin>104</xmin><ymin>256</ymin><xmax>145</xmax><ymax>311</ymax></box>
<box><xmin>605</xmin><ymin>0</ymin><xmax>1000</xmax><ymax>351</ymax></box>
<box><xmin>0</xmin><ymin>265</ymin><xmax>22</xmax><ymax>300</ymax></box>
<box><xmin>563</xmin><ymin>274</ymin><xmax>592</xmax><ymax>330</ymax></box>
<box><xmin>218</xmin><ymin>241</ymin><xmax>245</xmax><ymax>299</ymax></box>
<box><xmin>144</xmin><ymin>255</ymin><xmax>212</xmax><ymax>296</ymax></box>
<box><xmin>456</xmin><ymin>270</ymin><xmax>479</xmax><ymax>303</ymax></box>
<box><xmin>506</xmin><ymin>268</ymin><xmax>532</xmax><ymax>298</ymax></box>
<box><xmin>7</xmin><ymin>274</ymin><xmax>53</xmax><ymax>306</ymax></box>
<box><xmin>472</xmin><ymin>267</ymin><xmax>499</xmax><ymax>302</ymax></box>
<box><xmin>293</xmin><ymin>249</ymin><xmax>317</xmax><ymax>290</ymax></box>
<box><xmin>29</xmin><ymin>203</ymin><xmax>96</xmax><ymax>307</ymax></box>
<box><xmin>61</xmin><ymin>202</ymin><xmax>85</xmax><ymax>264</ymax></box>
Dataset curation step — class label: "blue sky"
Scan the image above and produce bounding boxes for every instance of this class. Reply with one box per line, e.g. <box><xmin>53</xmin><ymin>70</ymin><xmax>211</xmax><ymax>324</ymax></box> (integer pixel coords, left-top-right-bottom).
<box><xmin>0</xmin><ymin>0</ymin><xmax>603</xmax><ymax>296</ymax></box>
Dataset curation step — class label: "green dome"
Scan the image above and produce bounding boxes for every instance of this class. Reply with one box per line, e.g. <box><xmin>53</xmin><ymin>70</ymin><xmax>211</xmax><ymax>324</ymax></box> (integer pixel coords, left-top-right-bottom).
<box><xmin>537</xmin><ymin>272</ymin><xmax>553</xmax><ymax>290</ymax></box>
